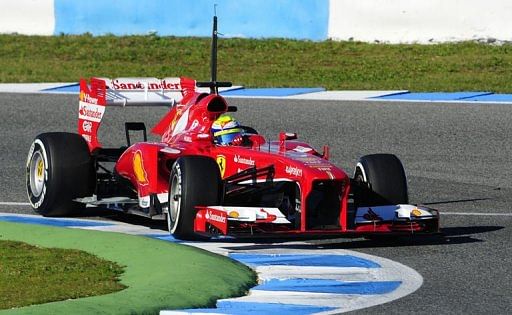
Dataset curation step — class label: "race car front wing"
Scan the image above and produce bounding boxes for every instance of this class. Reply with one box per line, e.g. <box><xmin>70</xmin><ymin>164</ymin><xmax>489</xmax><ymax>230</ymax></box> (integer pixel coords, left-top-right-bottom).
<box><xmin>194</xmin><ymin>204</ymin><xmax>439</xmax><ymax>237</ymax></box>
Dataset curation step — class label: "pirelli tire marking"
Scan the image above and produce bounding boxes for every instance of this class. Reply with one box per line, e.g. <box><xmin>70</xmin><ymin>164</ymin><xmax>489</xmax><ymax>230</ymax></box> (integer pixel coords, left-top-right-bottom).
<box><xmin>168</xmin><ymin>161</ymin><xmax>182</xmax><ymax>234</ymax></box>
<box><xmin>26</xmin><ymin>139</ymin><xmax>49</xmax><ymax>209</ymax></box>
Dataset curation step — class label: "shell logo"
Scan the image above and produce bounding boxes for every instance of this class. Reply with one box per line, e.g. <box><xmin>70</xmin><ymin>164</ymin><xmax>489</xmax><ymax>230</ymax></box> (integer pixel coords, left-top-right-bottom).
<box><xmin>170</xmin><ymin>108</ymin><xmax>183</xmax><ymax>130</ymax></box>
<box><xmin>133</xmin><ymin>151</ymin><xmax>149</xmax><ymax>185</ymax></box>
<box><xmin>411</xmin><ymin>208</ymin><xmax>422</xmax><ymax>217</ymax></box>
<box><xmin>228</xmin><ymin>210</ymin><xmax>239</xmax><ymax>218</ymax></box>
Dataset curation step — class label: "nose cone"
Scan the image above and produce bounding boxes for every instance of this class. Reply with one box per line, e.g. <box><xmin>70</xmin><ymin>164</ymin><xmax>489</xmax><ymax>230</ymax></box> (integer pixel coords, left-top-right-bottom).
<box><xmin>280</xmin><ymin>154</ymin><xmax>348</xmax><ymax>181</ymax></box>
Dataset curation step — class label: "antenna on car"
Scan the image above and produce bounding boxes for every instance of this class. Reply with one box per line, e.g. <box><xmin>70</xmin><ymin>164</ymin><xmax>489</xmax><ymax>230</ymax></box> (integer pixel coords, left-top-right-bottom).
<box><xmin>210</xmin><ymin>13</ymin><xmax>218</xmax><ymax>93</ymax></box>
<box><xmin>196</xmin><ymin>8</ymin><xmax>232</xmax><ymax>94</ymax></box>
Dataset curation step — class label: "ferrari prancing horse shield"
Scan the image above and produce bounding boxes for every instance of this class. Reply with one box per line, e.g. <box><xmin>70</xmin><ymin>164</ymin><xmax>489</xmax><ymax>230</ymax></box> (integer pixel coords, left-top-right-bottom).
<box><xmin>216</xmin><ymin>155</ymin><xmax>226</xmax><ymax>178</ymax></box>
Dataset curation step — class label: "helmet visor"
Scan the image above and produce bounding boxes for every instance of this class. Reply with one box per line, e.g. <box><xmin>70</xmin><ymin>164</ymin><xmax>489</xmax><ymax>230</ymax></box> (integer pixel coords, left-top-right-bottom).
<box><xmin>214</xmin><ymin>128</ymin><xmax>243</xmax><ymax>145</ymax></box>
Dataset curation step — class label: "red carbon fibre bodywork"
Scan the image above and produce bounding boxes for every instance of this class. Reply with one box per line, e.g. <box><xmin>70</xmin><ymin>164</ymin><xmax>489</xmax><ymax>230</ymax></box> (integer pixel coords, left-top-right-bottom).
<box><xmin>30</xmin><ymin>14</ymin><xmax>439</xmax><ymax>239</ymax></box>
<box><xmin>78</xmin><ymin>77</ymin><xmax>439</xmax><ymax>237</ymax></box>
<box><xmin>78</xmin><ymin>78</ymin><xmax>106</xmax><ymax>151</ymax></box>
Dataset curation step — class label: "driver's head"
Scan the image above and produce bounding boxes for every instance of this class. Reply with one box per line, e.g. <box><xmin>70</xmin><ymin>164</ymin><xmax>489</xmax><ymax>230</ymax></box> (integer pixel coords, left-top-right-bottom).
<box><xmin>212</xmin><ymin>114</ymin><xmax>243</xmax><ymax>145</ymax></box>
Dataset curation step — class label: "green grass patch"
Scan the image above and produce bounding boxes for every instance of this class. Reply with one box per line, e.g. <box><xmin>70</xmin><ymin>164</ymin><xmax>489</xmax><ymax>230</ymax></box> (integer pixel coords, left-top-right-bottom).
<box><xmin>0</xmin><ymin>240</ymin><xmax>126</xmax><ymax>310</ymax></box>
<box><xmin>0</xmin><ymin>222</ymin><xmax>256</xmax><ymax>314</ymax></box>
<box><xmin>2</xmin><ymin>34</ymin><xmax>512</xmax><ymax>92</ymax></box>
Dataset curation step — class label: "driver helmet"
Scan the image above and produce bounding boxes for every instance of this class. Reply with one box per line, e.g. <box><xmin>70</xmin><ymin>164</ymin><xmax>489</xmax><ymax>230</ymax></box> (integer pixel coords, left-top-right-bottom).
<box><xmin>211</xmin><ymin>114</ymin><xmax>243</xmax><ymax>145</ymax></box>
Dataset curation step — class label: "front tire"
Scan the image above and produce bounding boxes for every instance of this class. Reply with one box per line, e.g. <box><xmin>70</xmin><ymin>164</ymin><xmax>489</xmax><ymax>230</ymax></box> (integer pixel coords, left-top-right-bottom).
<box><xmin>26</xmin><ymin>132</ymin><xmax>95</xmax><ymax>216</ymax></box>
<box><xmin>167</xmin><ymin>156</ymin><xmax>222</xmax><ymax>240</ymax></box>
<box><xmin>354</xmin><ymin>154</ymin><xmax>408</xmax><ymax>206</ymax></box>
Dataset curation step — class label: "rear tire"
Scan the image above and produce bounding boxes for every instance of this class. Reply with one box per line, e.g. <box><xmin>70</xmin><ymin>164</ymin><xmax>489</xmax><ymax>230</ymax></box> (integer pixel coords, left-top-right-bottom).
<box><xmin>26</xmin><ymin>132</ymin><xmax>95</xmax><ymax>216</ymax></box>
<box><xmin>354</xmin><ymin>154</ymin><xmax>408</xmax><ymax>206</ymax></box>
<box><xmin>167</xmin><ymin>156</ymin><xmax>222</xmax><ymax>240</ymax></box>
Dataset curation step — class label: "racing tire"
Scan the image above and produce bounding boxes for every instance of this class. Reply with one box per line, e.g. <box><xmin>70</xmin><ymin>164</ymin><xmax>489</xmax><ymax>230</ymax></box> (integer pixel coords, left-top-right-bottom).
<box><xmin>167</xmin><ymin>156</ymin><xmax>222</xmax><ymax>240</ymax></box>
<box><xmin>354</xmin><ymin>154</ymin><xmax>408</xmax><ymax>206</ymax></box>
<box><xmin>26</xmin><ymin>132</ymin><xmax>95</xmax><ymax>216</ymax></box>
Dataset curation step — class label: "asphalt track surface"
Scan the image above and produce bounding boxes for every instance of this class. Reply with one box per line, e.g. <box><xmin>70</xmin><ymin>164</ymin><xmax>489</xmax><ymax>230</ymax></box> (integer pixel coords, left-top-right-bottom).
<box><xmin>1</xmin><ymin>93</ymin><xmax>511</xmax><ymax>314</ymax></box>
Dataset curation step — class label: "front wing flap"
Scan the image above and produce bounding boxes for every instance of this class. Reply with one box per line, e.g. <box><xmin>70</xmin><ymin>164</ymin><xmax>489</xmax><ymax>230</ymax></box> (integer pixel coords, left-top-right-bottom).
<box><xmin>354</xmin><ymin>204</ymin><xmax>440</xmax><ymax>233</ymax></box>
<box><xmin>355</xmin><ymin>204</ymin><xmax>439</xmax><ymax>223</ymax></box>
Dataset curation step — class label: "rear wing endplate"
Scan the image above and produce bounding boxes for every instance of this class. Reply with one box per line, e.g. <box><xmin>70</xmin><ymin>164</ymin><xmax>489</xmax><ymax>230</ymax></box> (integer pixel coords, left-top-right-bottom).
<box><xmin>78</xmin><ymin>77</ymin><xmax>182</xmax><ymax>151</ymax></box>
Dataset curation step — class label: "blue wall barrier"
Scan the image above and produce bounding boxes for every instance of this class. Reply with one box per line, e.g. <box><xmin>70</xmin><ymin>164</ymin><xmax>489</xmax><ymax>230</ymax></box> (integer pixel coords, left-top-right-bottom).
<box><xmin>54</xmin><ymin>0</ymin><xmax>329</xmax><ymax>40</ymax></box>
<box><xmin>3</xmin><ymin>1</ymin><xmax>512</xmax><ymax>43</ymax></box>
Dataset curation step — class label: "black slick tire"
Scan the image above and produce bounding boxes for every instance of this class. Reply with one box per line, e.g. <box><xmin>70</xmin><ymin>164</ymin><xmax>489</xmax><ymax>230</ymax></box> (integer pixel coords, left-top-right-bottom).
<box><xmin>354</xmin><ymin>153</ymin><xmax>408</xmax><ymax>206</ymax></box>
<box><xmin>167</xmin><ymin>156</ymin><xmax>221</xmax><ymax>240</ymax></box>
<box><xmin>26</xmin><ymin>132</ymin><xmax>95</xmax><ymax>216</ymax></box>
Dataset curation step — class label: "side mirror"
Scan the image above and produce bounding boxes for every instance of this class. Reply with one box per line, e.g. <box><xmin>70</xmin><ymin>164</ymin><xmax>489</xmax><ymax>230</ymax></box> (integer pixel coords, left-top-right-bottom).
<box><xmin>279</xmin><ymin>132</ymin><xmax>298</xmax><ymax>152</ymax></box>
<box><xmin>280</xmin><ymin>132</ymin><xmax>297</xmax><ymax>141</ymax></box>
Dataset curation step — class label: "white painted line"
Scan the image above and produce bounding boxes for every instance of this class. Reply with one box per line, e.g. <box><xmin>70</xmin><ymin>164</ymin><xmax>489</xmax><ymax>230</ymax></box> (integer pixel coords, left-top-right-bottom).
<box><xmin>364</xmin><ymin>98</ymin><xmax>512</xmax><ymax>105</ymax></box>
<box><xmin>0</xmin><ymin>83</ymin><xmax>74</xmax><ymax>93</ymax></box>
<box><xmin>0</xmin><ymin>202</ymin><xmax>30</xmax><ymax>206</ymax></box>
<box><xmin>442</xmin><ymin>212</ymin><xmax>512</xmax><ymax>217</ymax></box>
<box><xmin>75</xmin><ymin>225</ymin><xmax>167</xmax><ymax>235</ymax></box>
<box><xmin>284</xmin><ymin>90</ymin><xmax>408</xmax><ymax>101</ymax></box>
<box><xmin>255</xmin><ymin>265</ymin><xmax>382</xmax><ymax>282</ymax></box>
<box><xmin>2</xmin><ymin>83</ymin><xmax>512</xmax><ymax>104</ymax></box>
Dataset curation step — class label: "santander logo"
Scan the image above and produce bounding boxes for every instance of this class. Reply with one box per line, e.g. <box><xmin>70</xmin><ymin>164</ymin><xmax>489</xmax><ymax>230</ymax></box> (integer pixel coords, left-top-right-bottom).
<box><xmin>234</xmin><ymin>155</ymin><xmax>255</xmax><ymax>166</ymax></box>
<box><xmin>111</xmin><ymin>78</ymin><xmax>180</xmax><ymax>91</ymax></box>
<box><xmin>205</xmin><ymin>210</ymin><xmax>227</xmax><ymax>224</ymax></box>
<box><xmin>79</xmin><ymin>102</ymin><xmax>105</xmax><ymax>123</ymax></box>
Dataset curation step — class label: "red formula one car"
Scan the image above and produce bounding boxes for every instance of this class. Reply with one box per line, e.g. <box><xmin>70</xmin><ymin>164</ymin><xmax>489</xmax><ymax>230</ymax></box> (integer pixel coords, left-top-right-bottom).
<box><xmin>26</xmin><ymin>17</ymin><xmax>439</xmax><ymax>240</ymax></box>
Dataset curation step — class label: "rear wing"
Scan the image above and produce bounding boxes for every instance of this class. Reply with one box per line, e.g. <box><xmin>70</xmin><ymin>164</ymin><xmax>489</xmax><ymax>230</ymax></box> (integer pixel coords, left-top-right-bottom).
<box><xmin>78</xmin><ymin>77</ymin><xmax>183</xmax><ymax>151</ymax></box>
<box><xmin>85</xmin><ymin>77</ymin><xmax>183</xmax><ymax>106</ymax></box>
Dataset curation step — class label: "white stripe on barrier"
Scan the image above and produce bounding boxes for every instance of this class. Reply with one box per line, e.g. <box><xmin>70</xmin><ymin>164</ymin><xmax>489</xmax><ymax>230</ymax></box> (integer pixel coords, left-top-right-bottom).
<box><xmin>328</xmin><ymin>0</ymin><xmax>512</xmax><ymax>43</ymax></box>
<box><xmin>0</xmin><ymin>0</ymin><xmax>54</xmax><ymax>35</ymax></box>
